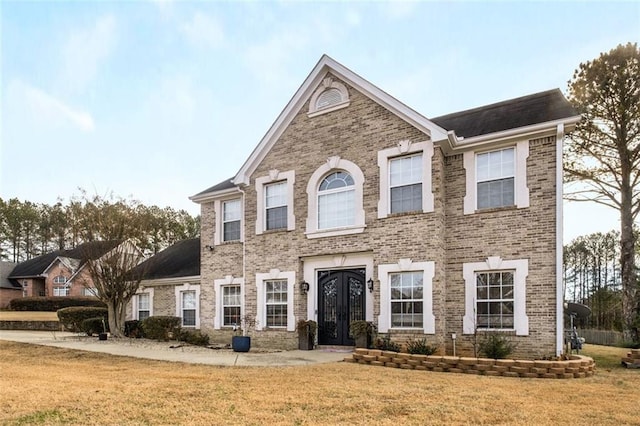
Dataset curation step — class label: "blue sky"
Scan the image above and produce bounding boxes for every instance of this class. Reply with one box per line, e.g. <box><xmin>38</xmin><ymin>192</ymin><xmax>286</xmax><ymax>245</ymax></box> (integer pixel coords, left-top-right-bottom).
<box><xmin>1</xmin><ymin>0</ymin><xmax>638</xmax><ymax>241</ymax></box>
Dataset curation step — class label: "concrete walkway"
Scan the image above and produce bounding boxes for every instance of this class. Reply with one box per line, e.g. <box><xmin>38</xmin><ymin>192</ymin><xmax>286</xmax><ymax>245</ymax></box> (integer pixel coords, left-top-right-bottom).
<box><xmin>0</xmin><ymin>330</ymin><xmax>350</xmax><ymax>367</ymax></box>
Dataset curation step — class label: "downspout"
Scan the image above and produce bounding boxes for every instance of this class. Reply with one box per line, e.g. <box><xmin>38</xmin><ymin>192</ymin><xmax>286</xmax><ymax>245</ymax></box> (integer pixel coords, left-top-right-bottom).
<box><xmin>556</xmin><ymin>123</ymin><xmax>565</xmax><ymax>356</ymax></box>
<box><xmin>238</xmin><ymin>185</ymin><xmax>248</xmax><ymax>325</ymax></box>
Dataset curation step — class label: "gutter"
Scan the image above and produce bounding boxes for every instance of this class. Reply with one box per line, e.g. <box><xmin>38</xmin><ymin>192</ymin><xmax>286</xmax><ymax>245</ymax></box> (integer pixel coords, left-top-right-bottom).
<box><xmin>556</xmin><ymin>123</ymin><xmax>565</xmax><ymax>355</ymax></box>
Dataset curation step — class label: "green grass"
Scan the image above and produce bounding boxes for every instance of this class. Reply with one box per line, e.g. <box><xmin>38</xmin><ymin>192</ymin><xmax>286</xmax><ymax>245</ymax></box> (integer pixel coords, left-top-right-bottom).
<box><xmin>581</xmin><ymin>343</ymin><xmax>628</xmax><ymax>370</ymax></box>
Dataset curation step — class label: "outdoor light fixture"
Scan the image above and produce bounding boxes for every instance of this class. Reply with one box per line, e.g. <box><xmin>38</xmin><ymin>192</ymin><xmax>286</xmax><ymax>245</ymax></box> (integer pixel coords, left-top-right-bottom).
<box><xmin>367</xmin><ymin>278</ymin><xmax>374</xmax><ymax>292</ymax></box>
<box><xmin>300</xmin><ymin>281</ymin><xmax>310</xmax><ymax>294</ymax></box>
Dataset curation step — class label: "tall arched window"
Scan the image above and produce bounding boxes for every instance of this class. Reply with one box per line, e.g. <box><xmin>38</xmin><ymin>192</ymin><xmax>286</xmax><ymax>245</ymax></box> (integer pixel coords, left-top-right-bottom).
<box><xmin>318</xmin><ymin>171</ymin><xmax>355</xmax><ymax>229</ymax></box>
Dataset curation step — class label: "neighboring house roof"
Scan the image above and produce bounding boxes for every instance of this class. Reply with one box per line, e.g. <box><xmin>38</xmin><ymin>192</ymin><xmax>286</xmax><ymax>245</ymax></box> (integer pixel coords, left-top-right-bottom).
<box><xmin>431</xmin><ymin>89</ymin><xmax>578</xmax><ymax>139</ymax></box>
<box><xmin>132</xmin><ymin>238</ymin><xmax>201</xmax><ymax>280</ymax></box>
<box><xmin>0</xmin><ymin>262</ymin><xmax>20</xmax><ymax>289</ymax></box>
<box><xmin>8</xmin><ymin>241</ymin><xmax>120</xmax><ymax>281</ymax></box>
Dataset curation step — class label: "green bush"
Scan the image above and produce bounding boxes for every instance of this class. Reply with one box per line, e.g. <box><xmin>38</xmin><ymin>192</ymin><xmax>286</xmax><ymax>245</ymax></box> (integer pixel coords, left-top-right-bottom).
<box><xmin>620</xmin><ymin>341</ymin><xmax>640</xmax><ymax>349</ymax></box>
<box><xmin>10</xmin><ymin>297</ymin><xmax>106</xmax><ymax>311</ymax></box>
<box><xmin>479</xmin><ymin>334</ymin><xmax>516</xmax><ymax>359</ymax></box>
<box><xmin>177</xmin><ymin>329</ymin><xmax>210</xmax><ymax>346</ymax></box>
<box><xmin>373</xmin><ymin>334</ymin><xmax>401</xmax><ymax>352</ymax></box>
<box><xmin>140</xmin><ymin>316</ymin><xmax>181</xmax><ymax>341</ymax></box>
<box><xmin>406</xmin><ymin>338</ymin><xmax>438</xmax><ymax>355</ymax></box>
<box><xmin>57</xmin><ymin>307</ymin><xmax>108</xmax><ymax>333</ymax></box>
<box><xmin>81</xmin><ymin>317</ymin><xmax>109</xmax><ymax>336</ymax></box>
<box><xmin>124</xmin><ymin>320</ymin><xmax>145</xmax><ymax>338</ymax></box>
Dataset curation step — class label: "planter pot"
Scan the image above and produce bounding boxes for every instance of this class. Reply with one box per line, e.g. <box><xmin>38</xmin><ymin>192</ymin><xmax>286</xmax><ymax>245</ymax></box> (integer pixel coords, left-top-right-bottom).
<box><xmin>98</xmin><ymin>333</ymin><xmax>108</xmax><ymax>341</ymax></box>
<box><xmin>299</xmin><ymin>333</ymin><xmax>314</xmax><ymax>350</ymax></box>
<box><xmin>232</xmin><ymin>336</ymin><xmax>251</xmax><ymax>352</ymax></box>
<box><xmin>355</xmin><ymin>334</ymin><xmax>371</xmax><ymax>349</ymax></box>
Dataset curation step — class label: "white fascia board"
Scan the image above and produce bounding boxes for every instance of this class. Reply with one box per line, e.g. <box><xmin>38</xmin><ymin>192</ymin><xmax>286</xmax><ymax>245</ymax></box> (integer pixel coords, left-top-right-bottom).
<box><xmin>437</xmin><ymin>115</ymin><xmax>581</xmax><ymax>155</ymax></box>
<box><xmin>140</xmin><ymin>275</ymin><xmax>201</xmax><ymax>287</ymax></box>
<box><xmin>189</xmin><ymin>186</ymin><xmax>241</xmax><ymax>204</ymax></box>
<box><xmin>233</xmin><ymin>55</ymin><xmax>449</xmax><ymax>184</ymax></box>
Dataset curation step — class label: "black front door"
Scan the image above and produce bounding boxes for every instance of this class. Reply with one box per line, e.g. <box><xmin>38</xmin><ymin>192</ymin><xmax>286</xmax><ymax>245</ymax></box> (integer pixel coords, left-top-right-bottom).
<box><xmin>317</xmin><ymin>269</ymin><xmax>366</xmax><ymax>346</ymax></box>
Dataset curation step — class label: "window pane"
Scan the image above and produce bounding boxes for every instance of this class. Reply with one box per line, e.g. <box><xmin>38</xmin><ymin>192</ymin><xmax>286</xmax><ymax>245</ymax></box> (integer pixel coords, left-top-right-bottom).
<box><xmin>266</xmin><ymin>182</ymin><xmax>286</xmax><ymax>208</ymax></box>
<box><xmin>183</xmin><ymin>309</ymin><xmax>196</xmax><ymax>326</ymax></box>
<box><xmin>138</xmin><ymin>311</ymin><xmax>150</xmax><ymax>321</ymax></box>
<box><xmin>390</xmin><ymin>154</ymin><xmax>422</xmax><ymax>187</ymax></box>
<box><xmin>389</xmin><ymin>272</ymin><xmax>423</xmax><ymax>328</ymax></box>
<box><xmin>477</xmin><ymin>177</ymin><xmax>514</xmax><ymax>209</ymax></box>
<box><xmin>390</xmin><ymin>183</ymin><xmax>422</xmax><ymax>213</ymax></box>
<box><xmin>266</xmin><ymin>206</ymin><xmax>287</xmax><ymax>230</ymax></box>
<box><xmin>138</xmin><ymin>294</ymin><xmax>149</xmax><ymax>310</ymax></box>
<box><xmin>224</xmin><ymin>306</ymin><xmax>240</xmax><ymax>326</ymax></box>
<box><xmin>223</xmin><ymin>199</ymin><xmax>241</xmax><ymax>221</ymax></box>
<box><xmin>224</xmin><ymin>220</ymin><xmax>241</xmax><ymax>241</ymax></box>
<box><xmin>475</xmin><ymin>271</ymin><xmax>515</xmax><ymax>329</ymax></box>
<box><xmin>319</xmin><ymin>171</ymin><xmax>354</xmax><ymax>191</ymax></box>
<box><xmin>182</xmin><ymin>291</ymin><xmax>196</xmax><ymax>309</ymax></box>
<box><xmin>318</xmin><ymin>189</ymin><xmax>355</xmax><ymax>229</ymax></box>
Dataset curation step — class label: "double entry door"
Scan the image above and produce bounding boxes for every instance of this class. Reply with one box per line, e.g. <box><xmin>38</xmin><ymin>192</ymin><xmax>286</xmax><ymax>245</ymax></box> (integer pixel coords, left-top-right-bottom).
<box><xmin>317</xmin><ymin>268</ymin><xmax>366</xmax><ymax>346</ymax></box>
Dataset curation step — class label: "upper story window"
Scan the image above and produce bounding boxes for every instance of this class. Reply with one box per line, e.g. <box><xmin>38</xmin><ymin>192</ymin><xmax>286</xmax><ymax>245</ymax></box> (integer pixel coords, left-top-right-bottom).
<box><xmin>53</xmin><ymin>275</ymin><xmax>67</xmax><ymax>284</ymax></box>
<box><xmin>306</xmin><ymin>156</ymin><xmax>366</xmax><ymax>238</ymax></box>
<box><xmin>308</xmin><ymin>76</ymin><xmax>350</xmax><ymax>117</ymax></box>
<box><xmin>390</xmin><ymin>153</ymin><xmax>423</xmax><ymax>214</ymax></box>
<box><xmin>255</xmin><ymin>170</ymin><xmax>295</xmax><ymax>235</ymax></box>
<box><xmin>265</xmin><ymin>181</ymin><xmax>287</xmax><ymax>231</ymax></box>
<box><xmin>476</xmin><ymin>148</ymin><xmax>515</xmax><ymax>209</ymax></box>
<box><xmin>378</xmin><ymin>140</ymin><xmax>434</xmax><ymax>218</ymax></box>
<box><xmin>222</xmin><ymin>199</ymin><xmax>241</xmax><ymax>242</ymax></box>
<box><xmin>318</xmin><ymin>171</ymin><xmax>355</xmax><ymax>229</ymax></box>
<box><xmin>463</xmin><ymin>141</ymin><xmax>529</xmax><ymax>215</ymax></box>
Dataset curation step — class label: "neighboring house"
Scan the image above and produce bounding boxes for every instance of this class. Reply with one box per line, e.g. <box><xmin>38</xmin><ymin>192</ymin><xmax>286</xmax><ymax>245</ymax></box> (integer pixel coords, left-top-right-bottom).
<box><xmin>187</xmin><ymin>55</ymin><xmax>579</xmax><ymax>357</ymax></box>
<box><xmin>127</xmin><ymin>238</ymin><xmax>201</xmax><ymax>329</ymax></box>
<box><xmin>7</xmin><ymin>241</ymin><xmax>121</xmax><ymax>300</ymax></box>
<box><xmin>0</xmin><ymin>262</ymin><xmax>20</xmax><ymax>309</ymax></box>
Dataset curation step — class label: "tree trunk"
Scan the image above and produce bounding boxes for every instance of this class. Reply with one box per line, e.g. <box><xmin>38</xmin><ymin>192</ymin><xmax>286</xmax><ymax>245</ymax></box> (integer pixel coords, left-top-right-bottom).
<box><xmin>620</xmin><ymin>169</ymin><xmax>639</xmax><ymax>343</ymax></box>
<box><xmin>107</xmin><ymin>302</ymin><xmax>125</xmax><ymax>338</ymax></box>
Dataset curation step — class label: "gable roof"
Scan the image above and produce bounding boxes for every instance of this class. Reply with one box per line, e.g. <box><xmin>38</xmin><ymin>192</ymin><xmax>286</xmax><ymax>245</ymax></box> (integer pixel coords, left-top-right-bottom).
<box><xmin>8</xmin><ymin>241</ymin><xmax>120</xmax><ymax>279</ymax></box>
<box><xmin>0</xmin><ymin>262</ymin><xmax>20</xmax><ymax>289</ymax></box>
<box><xmin>431</xmin><ymin>89</ymin><xmax>578</xmax><ymax>139</ymax></box>
<box><xmin>131</xmin><ymin>238</ymin><xmax>201</xmax><ymax>281</ymax></box>
<box><xmin>191</xmin><ymin>177</ymin><xmax>237</xmax><ymax>200</ymax></box>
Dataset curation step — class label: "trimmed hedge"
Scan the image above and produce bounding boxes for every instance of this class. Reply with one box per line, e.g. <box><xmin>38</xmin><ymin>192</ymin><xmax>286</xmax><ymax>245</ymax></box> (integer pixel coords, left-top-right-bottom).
<box><xmin>9</xmin><ymin>297</ymin><xmax>106</xmax><ymax>312</ymax></box>
<box><xmin>124</xmin><ymin>320</ymin><xmax>145</xmax><ymax>338</ymax></box>
<box><xmin>81</xmin><ymin>317</ymin><xmax>110</xmax><ymax>336</ymax></box>
<box><xmin>57</xmin><ymin>307</ymin><xmax>108</xmax><ymax>333</ymax></box>
<box><xmin>177</xmin><ymin>329</ymin><xmax>210</xmax><ymax>346</ymax></box>
<box><xmin>140</xmin><ymin>316</ymin><xmax>181</xmax><ymax>341</ymax></box>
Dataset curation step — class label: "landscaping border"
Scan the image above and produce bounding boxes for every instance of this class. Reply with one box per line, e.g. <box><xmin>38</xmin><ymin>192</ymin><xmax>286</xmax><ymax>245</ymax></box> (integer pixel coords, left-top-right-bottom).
<box><xmin>345</xmin><ymin>348</ymin><xmax>595</xmax><ymax>379</ymax></box>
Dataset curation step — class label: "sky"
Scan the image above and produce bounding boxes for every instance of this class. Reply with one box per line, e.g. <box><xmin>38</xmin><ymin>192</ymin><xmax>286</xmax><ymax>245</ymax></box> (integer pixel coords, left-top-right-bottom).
<box><xmin>1</xmin><ymin>0</ymin><xmax>638</xmax><ymax>242</ymax></box>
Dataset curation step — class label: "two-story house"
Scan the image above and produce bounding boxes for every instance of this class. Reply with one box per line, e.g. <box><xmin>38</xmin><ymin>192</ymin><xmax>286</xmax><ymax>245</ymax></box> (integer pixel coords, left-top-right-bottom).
<box><xmin>165</xmin><ymin>55</ymin><xmax>579</xmax><ymax>357</ymax></box>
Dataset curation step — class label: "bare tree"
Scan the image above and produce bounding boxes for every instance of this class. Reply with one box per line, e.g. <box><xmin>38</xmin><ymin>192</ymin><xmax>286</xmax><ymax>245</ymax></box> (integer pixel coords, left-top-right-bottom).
<box><xmin>565</xmin><ymin>42</ymin><xmax>640</xmax><ymax>342</ymax></box>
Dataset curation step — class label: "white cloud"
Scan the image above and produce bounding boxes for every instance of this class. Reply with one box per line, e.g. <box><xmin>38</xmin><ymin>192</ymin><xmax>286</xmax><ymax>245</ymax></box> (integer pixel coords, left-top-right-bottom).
<box><xmin>60</xmin><ymin>14</ymin><xmax>117</xmax><ymax>93</ymax></box>
<box><xmin>181</xmin><ymin>12</ymin><xmax>224</xmax><ymax>49</ymax></box>
<box><xmin>13</xmin><ymin>80</ymin><xmax>95</xmax><ymax>132</ymax></box>
<box><xmin>383</xmin><ymin>0</ymin><xmax>418</xmax><ymax>20</ymax></box>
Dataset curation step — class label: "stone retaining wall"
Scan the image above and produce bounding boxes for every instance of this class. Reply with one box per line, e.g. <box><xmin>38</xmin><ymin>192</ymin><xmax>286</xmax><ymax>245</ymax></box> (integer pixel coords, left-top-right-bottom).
<box><xmin>345</xmin><ymin>348</ymin><xmax>595</xmax><ymax>379</ymax></box>
<box><xmin>0</xmin><ymin>320</ymin><xmax>61</xmax><ymax>331</ymax></box>
<box><xmin>622</xmin><ymin>349</ymin><xmax>640</xmax><ymax>368</ymax></box>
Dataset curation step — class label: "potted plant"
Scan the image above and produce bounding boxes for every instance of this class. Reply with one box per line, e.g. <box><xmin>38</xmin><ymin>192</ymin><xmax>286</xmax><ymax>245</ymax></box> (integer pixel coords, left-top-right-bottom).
<box><xmin>349</xmin><ymin>320</ymin><xmax>376</xmax><ymax>348</ymax></box>
<box><xmin>232</xmin><ymin>314</ymin><xmax>257</xmax><ymax>352</ymax></box>
<box><xmin>98</xmin><ymin>318</ymin><xmax>108</xmax><ymax>341</ymax></box>
<box><xmin>296</xmin><ymin>319</ymin><xmax>317</xmax><ymax>350</ymax></box>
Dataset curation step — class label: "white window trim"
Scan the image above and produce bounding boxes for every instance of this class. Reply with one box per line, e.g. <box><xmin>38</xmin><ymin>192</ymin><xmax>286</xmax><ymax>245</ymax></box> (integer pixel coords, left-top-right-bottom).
<box><xmin>255</xmin><ymin>170</ymin><xmax>295</xmax><ymax>235</ymax></box>
<box><xmin>174</xmin><ymin>282</ymin><xmax>200</xmax><ymax>328</ymax></box>
<box><xmin>308</xmin><ymin>76</ymin><xmax>350</xmax><ymax>117</ymax></box>
<box><xmin>255</xmin><ymin>269</ymin><xmax>295</xmax><ymax>332</ymax></box>
<box><xmin>378</xmin><ymin>140</ymin><xmax>434</xmax><ymax>218</ymax></box>
<box><xmin>133</xmin><ymin>287</ymin><xmax>154</xmax><ymax>320</ymax></box>
<box><xmin>378</xmin><ymin>259</ymin><xmax>435</xmax><ymax>334</ymax></box>
<box><xmin>214</xmin><ymin>275</ymin><xmax>244</xmax><ymax>330</ymax></box>
<box><xmin>305</xmin><ymin>156</ymin><xmax>366</xmax><ymax>239</ymax></box>
<box><xmin>463</xmin><ymin>140</ymin><xmax>529</xmax><ymax>214</ymax></box>
<box><xmin>214</xmin><ymin>197</ymin><xmax>243</xmax><ymax>245</ymax></box>
<box><xmin>462</xmin><ymin>256</ymin><xmax>529</xmax><ymax>336</ymax></box>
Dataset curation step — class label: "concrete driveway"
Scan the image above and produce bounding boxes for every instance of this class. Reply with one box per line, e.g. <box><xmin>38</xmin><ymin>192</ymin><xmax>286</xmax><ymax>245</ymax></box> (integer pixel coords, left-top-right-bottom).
<box><xmin>0</xmin><ymin>330</ymin><xmax>350</xmax><ymax>367</ymax></box>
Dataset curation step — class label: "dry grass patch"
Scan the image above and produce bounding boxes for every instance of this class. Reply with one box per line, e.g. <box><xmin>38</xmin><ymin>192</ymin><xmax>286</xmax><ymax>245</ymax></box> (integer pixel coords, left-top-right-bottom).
<box><xmin>0</xmin><ymin>341</ymin><xmax>638</xmax><ymax>425</ymax></box>
<box><xmin>0</xmin><ymin>311</ymin><xmax>58</xmax><ymax>321</ymax></box>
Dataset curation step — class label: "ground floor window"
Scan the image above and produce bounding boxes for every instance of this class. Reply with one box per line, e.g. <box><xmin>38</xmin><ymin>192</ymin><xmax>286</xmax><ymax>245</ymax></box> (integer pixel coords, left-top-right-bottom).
<box><xmin>223</xmin><ymin>285</ymin><xmax>241</xmax><ymax>327</ymax></box>
<box><xmin>390</xmin><ymin>271</ymin><xmax>423</xmax><ymax>328</ymax></box>
<box><xmin>137</xmin><ymin>293</ymin><xmax>150</xmax><ymax>321</ymax></box>
<box><xmin>181</xmin><ymin>291</ymin><xmax>196</xmax><ymax>327</ymax></box>
<box><xmin>265</xmin><ymin>280</ymin><xmax>287</xmax><ymax>327</ymax></box>
<box><xmin>476</xmin><ymin>271</ymin><xmax>514</xmax><ymax>329</ymax></box>
<box><xmin>53</xmin><ymin>286</ymin><xmax>69</xmax><ymax>296</ymax></box>
<box><xmin>83</xmin><ymin>287</ymin><xmax>98</xmax><ymax>297</ymax></box>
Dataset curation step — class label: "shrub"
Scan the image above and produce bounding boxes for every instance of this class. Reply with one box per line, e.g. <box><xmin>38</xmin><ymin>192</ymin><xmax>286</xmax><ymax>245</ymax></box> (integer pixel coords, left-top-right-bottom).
<box><xmin>10</xmin><ymin>297</ymin><xmax>106</xmax><ymax>312</ymax></box>
<box><xmin>373</xmin><ymin>334</ymin><xmax>401</xmax><ymax>352</ymax></box>
<box><xmin>81</xmin><ymin>317</ymin><xmax>109</xmax><ymax>336</ymax></box>
<box><xmin>177</xmin><ymin>329</ymin><xmax>210</xmax><ymax>346</ymax></box>
<box><xmin>57</xmin><ymin>307</ymin><xmax>108</xmax><ymax>333</ymax></box>
<box><xmin>296</xmin><ymin>320</ymin><xmax>318</xmax><ymax>339</ymax></box>
<box><xmin>141</xmin><ymin>316</ymin><xmax>181</xmax><ymax>341</ymax></box>
<box><xmin>406</xmin><ymin>338</ymin><xmax>438</xmax><ymax>355</ymax></box>
<box><xmin>479</xmin><ymin>334</ymin><xmax>516</xmax><ymax>359</ymax></box>
<box><xmin>620</xmin><ymin>341</ymin><xmax>640</xmax><ymax>349</ymax></box>
<box><xmin>124</xmin><ymin>320</ymin><xmax>145</xmax><ymax>338</ymax></box>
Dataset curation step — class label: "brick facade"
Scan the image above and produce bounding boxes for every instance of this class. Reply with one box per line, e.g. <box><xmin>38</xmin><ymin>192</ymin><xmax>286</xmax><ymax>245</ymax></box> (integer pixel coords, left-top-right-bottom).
<box><xmin>186</xmin><ymin>57</ymin><xmax>577</xmax><ymax>358</ymax></box>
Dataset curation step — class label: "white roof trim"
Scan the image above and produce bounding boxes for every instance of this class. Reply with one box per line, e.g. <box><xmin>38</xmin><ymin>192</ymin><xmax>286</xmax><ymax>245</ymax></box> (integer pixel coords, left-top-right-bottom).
<box><xmin>140</xmin><ymin>275</ymin><xmax>201</xmax><ymax>287</ymax></box>
<box><xmin>189</xmin><ymin>186</ymin><xmax>241</xmax><ymax>204</ymax></box>
<box><xmin>438</xmin><ymin>115</ymin><xmax>581</xmax><ymax>154</ymax></box>
<box><xmin>233</xmin><ymin>54</ymin><xmax>449</xmax><ymax>185</ymax></box>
